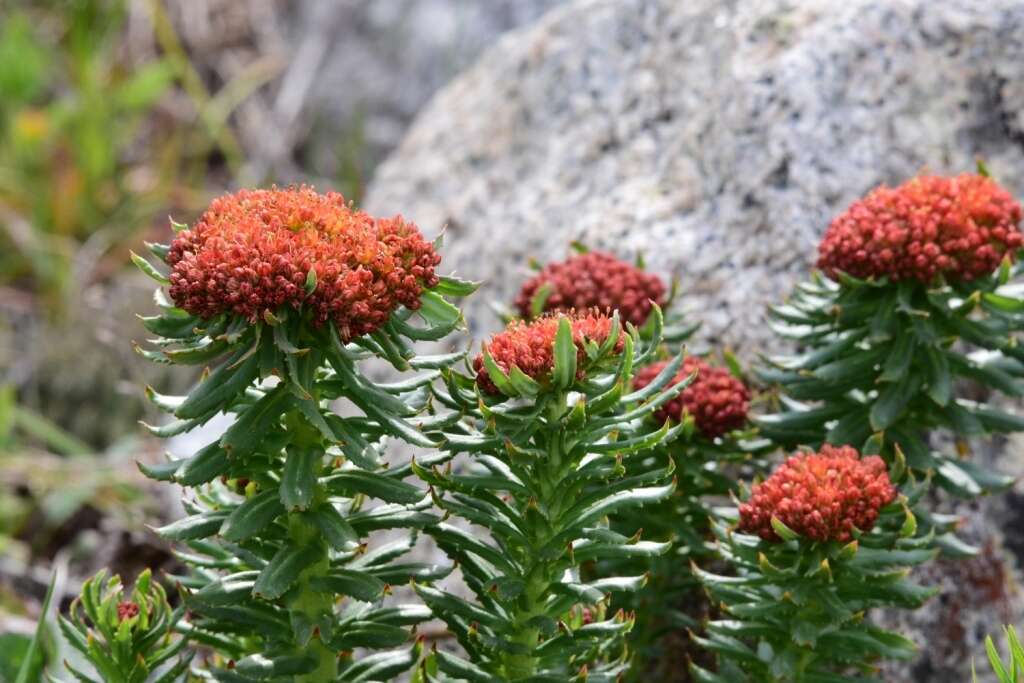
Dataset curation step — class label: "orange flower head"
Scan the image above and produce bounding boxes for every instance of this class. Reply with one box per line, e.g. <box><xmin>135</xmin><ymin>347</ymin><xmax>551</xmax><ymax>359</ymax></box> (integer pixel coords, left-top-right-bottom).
<box><xmin>515</xmin><ymin>251</ymin><xmax>667</xmax><ymax>326</ymax></box>
<box><xmin>633</xmin><ymin>357</ymin><xmax>749</xmax><ymax>438</ymax></box>
<box><xmin>738</xmin><ymin>445</ymin><xmax>896</xmax><ymax>543</ymax></box>
<box><xmin>474</xmin><ymin>311</ymin><xmax>624</xmax><ymax>394</ymax></box>
<box><xmin>817</xmin><ymin>174</ymin><xmax>1023</xmax><ymax>283</ymax></box>
<box><xmin>167</xmin><ymin>187</ymin><xmax>440</xmax><ymax>340</ymax></box>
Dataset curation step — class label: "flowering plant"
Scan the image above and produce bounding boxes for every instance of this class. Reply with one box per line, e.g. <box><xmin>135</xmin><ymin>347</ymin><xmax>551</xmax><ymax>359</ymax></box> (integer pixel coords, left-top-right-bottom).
<box><xmin>413</xmin><ymin>307</ymin><xmax>690</xmax><ymax>680</ymax></box>
<box><xmin>132</xmin><ymin>187</ymin><xmax>475</xmax><ymax>682</ymax></box>
<box><xmin>599</xmin><ymin>353</ymin><xmax>768</xmax><ymax>677</ymax></box>
<box><xmin>694</xmin><ymin>446</ymin><xmax>935</xmax><ymax>682</ymax></box>
<box><xmin>511</xmin><ymin>245</ymin><xmax>696</xmax><ymax>344</ymax></box>
<box><xmin>516</xmin><ymin>249</ymin><xmax>668</xmax><ymax>327</ymax></box>
<box><xmin>633</xmin><ymin>357</ymin><xmax>751</xmax><ymax>440</ymax></box>
<box><xmin>700</xmin><ymin>170</ymin><xmax>1024</xmax><ymax>681</ymax></box>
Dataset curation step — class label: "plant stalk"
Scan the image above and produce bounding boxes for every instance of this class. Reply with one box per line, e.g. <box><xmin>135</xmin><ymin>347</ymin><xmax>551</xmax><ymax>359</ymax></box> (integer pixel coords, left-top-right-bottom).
<box><xmin>503</xmin><ymin>392</ymin><xmax>569</xmax><ymax>680</ymax></box>
<box><xmin>285</xmin><ymin>408</ymin><xmax>339</xmax><ymax>683</ymax></box>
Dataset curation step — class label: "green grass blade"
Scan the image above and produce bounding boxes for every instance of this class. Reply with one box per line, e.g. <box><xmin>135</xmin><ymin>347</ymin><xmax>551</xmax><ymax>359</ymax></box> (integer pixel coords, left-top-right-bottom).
<box><xmin>15</xmin><ymin>571</ymin><xmax>56</xmax><ymax>683</ymax></box>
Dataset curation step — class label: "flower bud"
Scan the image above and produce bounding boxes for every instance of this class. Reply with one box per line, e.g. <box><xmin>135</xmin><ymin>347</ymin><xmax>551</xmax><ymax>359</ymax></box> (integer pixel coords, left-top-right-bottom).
<box><xmin>474</xmin><ymin>311</ymin><xmax>623</xmax><ymax>394</ymax></box>
<box><xmin>117</xmin><ymin>601</ymin><xmax>140</xmax><ymax>621</ymax></box>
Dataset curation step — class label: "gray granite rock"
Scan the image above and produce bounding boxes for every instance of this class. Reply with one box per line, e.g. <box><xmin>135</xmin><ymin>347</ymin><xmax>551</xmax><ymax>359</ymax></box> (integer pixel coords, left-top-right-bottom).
<box><xmin>366</xmin><ymin>1</ymin><xmax>1024</xmax><ymax>680</ymax></box>
<box><xmin>367</xmin><ymin>0</ymin><xmax>1024</xmax><ymax>356</ymax></box>
<box><xmin>302</xmin><ymin>0</ymin><xmax>563</xmax><ymax>168</ymax></box>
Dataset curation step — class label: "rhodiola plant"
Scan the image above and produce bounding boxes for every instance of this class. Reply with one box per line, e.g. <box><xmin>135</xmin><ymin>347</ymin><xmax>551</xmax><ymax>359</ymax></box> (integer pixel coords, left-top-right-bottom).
<box><xmin>131</xmin><ymin>187</ymin><xmax>475</xmax><ymax>682</ymax></box>
<box><xmin>693</xmin><ymin>445</ymin><xmax>936</xmax><ymax>682</ymax></box>
<box><xmin>756</xmin><ymin>172</ymin><xmax>1024</xmax><ymax>548</ymax></box>
<box><xmin>412</xmin><ymin>307</ymin><xmax>690</xmax><ymax>681</ymax></box>
<box><xmin>55</xmin><ymin>569</ymin><xmax>190</xmax><ymax>683</ymax></box>
<box><xmin>606</xmin><ymin>355</ymin><xmax>770</xmax><ymax>676</ymax></box>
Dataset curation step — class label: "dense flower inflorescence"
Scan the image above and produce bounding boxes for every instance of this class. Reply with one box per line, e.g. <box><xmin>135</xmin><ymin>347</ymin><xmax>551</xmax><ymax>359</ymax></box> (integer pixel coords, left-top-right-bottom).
<box><xmin>515</xmin><ymin>251</ymin><xmax>667</xmax><ymax>326</ymax></box>
<box><xmin>633</xmin><ymin>357</ymin><xmax>750</xmax><ymax>438</ymax></box>
<box><xmin>817</xmin><ymin>174</ymin><xmax>1024</xmax><ymax>283</ymax></box>
<box><xmin>738</xmin><ymin>445</ymin><xmax>896</xmax><ymax>543</ymax></box>
<box><xmin>167</xmin><ymin>186</ymin><xmax>440</xmax><ymax>340</ymax></box>
<box><xmin>474</xmin><ymin>312</ymin><xmax>623</xmax><ymax>394</ymax></box>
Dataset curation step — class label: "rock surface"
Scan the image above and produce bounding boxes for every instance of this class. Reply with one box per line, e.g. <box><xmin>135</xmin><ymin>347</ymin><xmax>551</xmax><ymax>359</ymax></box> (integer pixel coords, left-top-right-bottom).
<box><xmin>367</xmin><ymin>0</ymin><xmax>1024</xmax><ymax>355</ymax></box>
<box><xmin>298</xmin><ymin>0</ymin><xmax>564</xmax><ymax>170</ymax></box>
<box><xmin>366</xmin><ymin>1</ymin><xmax>1024</xmax><ymax>680</ymax></box>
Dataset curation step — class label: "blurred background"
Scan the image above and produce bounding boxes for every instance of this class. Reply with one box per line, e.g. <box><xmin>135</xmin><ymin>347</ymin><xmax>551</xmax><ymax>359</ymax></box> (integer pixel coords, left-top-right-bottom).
<box><xmin>0</xmin><ymin>0</ymin><xmax>560</xmax><ymax>676</ymax></box>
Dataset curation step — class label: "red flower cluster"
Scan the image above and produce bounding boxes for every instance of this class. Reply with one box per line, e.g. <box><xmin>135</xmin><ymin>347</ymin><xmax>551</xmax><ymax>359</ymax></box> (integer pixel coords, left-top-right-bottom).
<box><xmin>632</xmin><ymin>357</ymin><xmax>749</xmax><ymax>438</ymax></box>
<box><xmin>515</xmin><ymin>251</ymin><xmax>667</xmax><ymax>326</ymax></box>
<box><xmin>167</xmin><ymin>187</ymin><xmax>440</xmax><ymax>340</ymax></box>
<box><xmin>738</xmin><ymin>445</ymin><xmax>896</xmax><ymax>543</ymax></box>
<box><xmin>117</xmin><ymin>601</ymin><xmax>140</xmax><ymax>621</ymax></box>
<box><xmin>817</xmin><ymin>174</ymin><xmax>1023</xmax><ymax>283</ymax></box>
<box><xmin>474</xmin><ymin>312</ymin><xmax>623</xmax><ymax>394</ymax></box>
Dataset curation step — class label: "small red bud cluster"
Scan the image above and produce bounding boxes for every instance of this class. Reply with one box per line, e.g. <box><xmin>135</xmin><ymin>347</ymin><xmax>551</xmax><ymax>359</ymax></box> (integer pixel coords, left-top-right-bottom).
<box><xmin>817</xmin><ymin>174</ymin><xmax>1023</xmax><ymax>283</ymax></box>
<box><xmin>167</xmin><ymin>187</ymin><xmax>440</xmax><ymax>341</ymax></box>
<box><xmin>515</xmin><ymin>251</ymin><xmax>667</xmax><ymax>326</ymax></box>
<box><xmin>738</xmin><ymin>445</ymin><xmax>896</xmax><ymax>543</ymax></box>
<box><xmin>474</xmin><ymin>312</ymin><xmax>624</xmax><ymax>394</ymax></box>
<box><xmin>117</xmin><ymin>601</ymin><xmax>140</xmax><ymax>621</ymax></box>
<box><xmin>632</xmin><ymin>357</ymin><xmax>749</xmax><ymax>439</ymax></box>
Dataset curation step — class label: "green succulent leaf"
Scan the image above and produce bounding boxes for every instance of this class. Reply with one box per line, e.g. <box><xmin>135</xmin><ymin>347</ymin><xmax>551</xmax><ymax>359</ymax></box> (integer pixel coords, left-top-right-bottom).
<box><xmin>221</xmin><ymin>489</ymin><xmax>285</xmax><ymax>542</ymax></box>
<box><xmin>253</xmin><ymin>543</ymin><xmax>323</xmax><ymax>600</ymax></box>
<box><xmin>308</xmin><ymin>569</ymin><xmax>386</xmax><ymax>602</ymax></box>
<box><xmin>553</xmin><ymin>316</ymin><xmax>578</xmax><ymax>390</ymax></box>
<box><xmin>323</xmin><ymin>470</ymin><xmax>425</xmax><ymax>505</ymax></box>
<box><xmin>280</xmin><ymin>447</ymin><xmax>320</xmax><ymax>511</ymax></box>
<box><xmin>175</xmin><ymin>347</ymin><xmax>260</xmax><ymax>419</ymax></box>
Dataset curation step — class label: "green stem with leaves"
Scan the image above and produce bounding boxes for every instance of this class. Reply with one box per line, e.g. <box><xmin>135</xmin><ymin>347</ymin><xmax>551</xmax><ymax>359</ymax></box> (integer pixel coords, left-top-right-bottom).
<box><xmin>694</xmin><ymin>482</ymin><xmax>935</xmax><ymax>682</ymax></box>
<box><xmin>280</xmin><ymin>410</ymin><xmax>336</xmax><ymax>683</ymax></box>
<box><xmin>756</xmin><ymin>267</ymin><xmax>1024</xmax><ymax>554</ymax></box>
<box><xmin>132</xmin><ymin>238</ymin><xmax>477</xmax><ymax>681</ymax></box>
<box><xmin>415</xmin><ymin>310</ymin><xmax>694</xmax><ymax>681</ymax></box>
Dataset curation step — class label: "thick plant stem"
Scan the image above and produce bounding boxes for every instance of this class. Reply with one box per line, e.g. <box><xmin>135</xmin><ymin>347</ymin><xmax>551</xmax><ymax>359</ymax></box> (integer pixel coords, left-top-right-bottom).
<box><xmin>502</xmin><ymin>393</ymin><xmax>569</xmax><ymax>680</ymax></box>
<box><xmin>502</xmin><ymin>500</ymin><xmax>548</xmax><ymax>678</ymax></box>
<box><xmin>296</xmin><ymin>596</ymin><xmax>338</xmax><ymax>683</ymax></box>
<box><xmin>290</xmin><ymin>522</ymin><xmax>337</xmax><ymax>683</ymax></box>
<box><xmin>284</xmin><ymin>409</ymin><xmax>338</xmax><ymax>683</ymax></box>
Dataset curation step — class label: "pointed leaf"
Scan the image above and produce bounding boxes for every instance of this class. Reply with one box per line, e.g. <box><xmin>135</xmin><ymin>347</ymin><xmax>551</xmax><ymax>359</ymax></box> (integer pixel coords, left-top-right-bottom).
<box><xmin>221</xmin><ymin>489</ymin><xmax>284</xmax><ymax>542</ymax></box>
<box><xmin>280</xmin><ymin>448</ymin><xmax>320</xmax><ymax>511</ymax></box>
<box><xmin>553</xmin><ymin>317</ymin><xmax>578</xmax><ymax>390</ymax></box>
<box><xmin>253</xmin><ymin>543</ymin><xmax>322</xmax><ymax>600</ymax></box>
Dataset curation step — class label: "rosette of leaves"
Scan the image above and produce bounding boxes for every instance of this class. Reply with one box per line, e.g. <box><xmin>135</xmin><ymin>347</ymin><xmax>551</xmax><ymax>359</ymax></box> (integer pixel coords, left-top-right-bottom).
<box><xmin>55</xmin><ymin>569</ymin><xmax>190</xmax><ymax>683</ymax></box>
<box><xmin>131</xmin><ymin>190</ymin><xmax>477</xmax><ymax>682</ymax></box>
<box><xmin>412</xmin><ymin>308</ymin><xmax>689</xmax><ymax>681</ymax></box>
<box><xmin>692</xmin><ymin>452</ymin><xmax>936</xmax><ymax>683</ymax></box>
